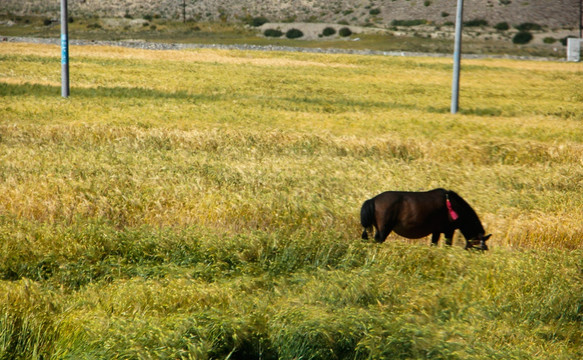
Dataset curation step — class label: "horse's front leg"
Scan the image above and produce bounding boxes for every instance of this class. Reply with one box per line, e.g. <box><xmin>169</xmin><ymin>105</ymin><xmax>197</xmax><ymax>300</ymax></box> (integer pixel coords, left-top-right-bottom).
<box><xmin>431</xmin><ymin>232</ymin><xmax>440</xmax><ymax>246</ymax></box>
<box><xmin>444</xmin><ymin>230</ymin><xmax>455</xmax><ymax>246</ymax></box>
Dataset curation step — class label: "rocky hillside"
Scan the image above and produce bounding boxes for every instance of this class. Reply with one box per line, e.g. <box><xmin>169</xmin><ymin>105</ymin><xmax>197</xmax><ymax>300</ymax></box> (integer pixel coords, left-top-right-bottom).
<box><xmin>2</xmin><ymin>0</ymin><xmax>580</xmax><ymax>29</ymax></box>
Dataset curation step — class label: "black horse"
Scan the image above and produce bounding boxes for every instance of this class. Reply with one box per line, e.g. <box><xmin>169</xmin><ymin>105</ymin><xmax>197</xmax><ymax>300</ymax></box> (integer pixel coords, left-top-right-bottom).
<box><xmin>360</xmin><ymin>188</ymin><xmax>491</xmax><ymax>250</ymax></box>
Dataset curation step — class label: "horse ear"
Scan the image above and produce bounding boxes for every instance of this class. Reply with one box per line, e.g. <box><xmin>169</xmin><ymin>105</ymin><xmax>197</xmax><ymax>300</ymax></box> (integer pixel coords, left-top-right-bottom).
<box><xmin>483</xmin><ymin>234</ymin><xmax>492</xmax><ymax>241</ymax></box>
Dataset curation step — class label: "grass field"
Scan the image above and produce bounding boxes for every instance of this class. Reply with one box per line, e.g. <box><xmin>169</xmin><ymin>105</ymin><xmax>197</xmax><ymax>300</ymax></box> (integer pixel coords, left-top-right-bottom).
<box><xmin>1</xmin><ymin>42</ymin><xmax>583</xmax><ymax>359</ymax></box>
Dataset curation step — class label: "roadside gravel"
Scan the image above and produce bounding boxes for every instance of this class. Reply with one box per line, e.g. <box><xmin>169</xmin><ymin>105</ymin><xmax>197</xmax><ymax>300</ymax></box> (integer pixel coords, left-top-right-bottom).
<box><xmin>1</xmin><ymin>35</ymin><xmax>562</xmax><ymax>61</ymax></box>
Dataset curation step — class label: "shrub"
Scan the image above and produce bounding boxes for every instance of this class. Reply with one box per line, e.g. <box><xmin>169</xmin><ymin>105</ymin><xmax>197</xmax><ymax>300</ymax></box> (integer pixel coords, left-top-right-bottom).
<box><xmin>43</xmin><ymin>19</ymin><xmax>52</xmax><ymax>26</ymax></box>
<box><xmin>143</xmin><ymin>14</ymin><xmax>153</xmax><ymax>21</ymax></box>
<box><xmin>560</xmin><ymin>35</ymin><xmax>577</xmax><ymax>46</ymax></box>
<box><xmin>322</xmin><ymin>27</ymin><xmax>336</xmax><ymax>37</ymax></box>
<box><xmin>338</xmin><ymin>27</ymin><xmax>352</xmax><ymax>37</ymax></box>
<box><xmin>543</xmin><ymin>37</ymin><xmax>556</xmax><ymax>44</ymax></box>
<box><xmin>307</xmin><ymin>15</ymin><xmax>319</xmax><ymax>23</ymax></box>
<box><xmin>285</xmin><ymin>28</ymin><xmax>304</xmax><ymax>39</ymax></box>
<box><xmin>369</xmin><ymin>8</ymin><xmax>381</xmax><ymax>15</ymax></box>
<box><xmin>512</xmin><ymin>31</ymin><xmax>533</xmax><ymax>44</ymax></box>
<box><xmin>264</xmin><ymin>29</ymin><xmax>283</xmax><ymax>37</ymax></box>
<box><xmin>251</xmin><ymin>16</ymin><xmax>269</xmax><ymax>27</ymax></box>
<box><xmin>494</xmin><ymin>22</ymin><xmax>510</xmax><ymax>31</ymax></box>
<box><xmin>424</xmin><ymin>1</ymin><xmax>432</xmax><ymax>6</ymax></box>
<box><xmin>441</xmin><ymin>12</ymin><xmax>449</xmax><ymax>18</ymax></box>
<box><xmin>391</xmin><ymin>19</ymin><xmax>427</xmax><ymax>27</ymax></box>
<box><xmin>516</xmin><ymin>22</ymin><xmax>542</xmax><ymax>31</ymax></box>
<box><xmin>464</xmin><ymin>19</ymin><xmax>488</xmax><ymax>27</ymax></box>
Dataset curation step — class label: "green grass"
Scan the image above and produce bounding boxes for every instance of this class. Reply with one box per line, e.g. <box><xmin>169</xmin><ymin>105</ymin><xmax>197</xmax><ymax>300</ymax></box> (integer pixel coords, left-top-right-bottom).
<box><xmin>1</xmin><ymin>42</ymin><xmax>583</xmax><ymax>359</ymax></box>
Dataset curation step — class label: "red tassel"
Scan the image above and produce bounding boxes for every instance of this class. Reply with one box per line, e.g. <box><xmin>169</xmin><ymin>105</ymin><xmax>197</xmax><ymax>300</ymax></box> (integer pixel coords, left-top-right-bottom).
<box><xmin>446</xmin><ymin>199</ymin><xmax>459</xmax><ymax>221</ymax></box>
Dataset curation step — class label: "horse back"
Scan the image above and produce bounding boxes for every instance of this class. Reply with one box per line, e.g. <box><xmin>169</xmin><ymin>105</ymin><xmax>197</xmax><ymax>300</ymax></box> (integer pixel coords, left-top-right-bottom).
<box><xmin>373</xmin><ymin>189</ymin><xmax>446</xmax><ymax>210</ymax></box>
<box><xmin>373</xmin><ymin>189</ymin><xmax>449</xmax><ymax>238</ymax></box>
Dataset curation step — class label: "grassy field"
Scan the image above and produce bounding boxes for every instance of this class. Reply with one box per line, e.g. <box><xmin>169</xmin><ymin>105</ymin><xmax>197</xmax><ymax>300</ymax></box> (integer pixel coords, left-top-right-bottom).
<box><xmin>1</xmin><ymin>42</ymin><xmax>583</xmax><ymax>359</ymax></box>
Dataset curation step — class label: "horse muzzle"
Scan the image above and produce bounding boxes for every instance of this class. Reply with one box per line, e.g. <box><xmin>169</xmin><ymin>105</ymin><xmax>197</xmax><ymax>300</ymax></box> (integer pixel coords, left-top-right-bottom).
<box><xmin>465</xmin><ymin>238</ymin><xmax>489</xmax><ymax>251</ymax></box>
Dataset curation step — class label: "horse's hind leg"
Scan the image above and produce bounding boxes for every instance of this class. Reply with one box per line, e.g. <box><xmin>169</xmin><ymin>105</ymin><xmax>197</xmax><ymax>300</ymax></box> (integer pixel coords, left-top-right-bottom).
<box><xmin>376</xmin><ymin>203</ymin><xmax>400</xmax><ymax>243</ymax></box>
<box><xmin>376</xmin><ymin>220</ymin><xmax>396</xmax><ymax>243</ymax></box>
<box><xmin>376</xmin><ymin>228</ymin><xmax>391</xmax><ymax>243</ymax></box>
<box><xmin>431</xmin><ymin>233</ymin><xmax>440</xmax><ymax>246</ymax></box>
<box><xmin>444</xmin><ymin>230</ymin><xmax>454</xmax><ymax>246</ymax></box>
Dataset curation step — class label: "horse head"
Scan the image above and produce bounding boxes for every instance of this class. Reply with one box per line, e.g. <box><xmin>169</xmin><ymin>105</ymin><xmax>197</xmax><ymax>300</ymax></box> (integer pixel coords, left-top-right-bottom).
<box><xmin>465</xmin><ymin>233</ymin><xmax>491</xmax><ymax>251</ymax></box>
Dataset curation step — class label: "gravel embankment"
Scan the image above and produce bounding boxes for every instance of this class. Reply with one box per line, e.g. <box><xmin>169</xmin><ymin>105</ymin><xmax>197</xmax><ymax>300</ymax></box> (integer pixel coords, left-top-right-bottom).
<box><xmin>1</xmin><ymin>35</ymin><xmax>562</xmax><ymax>62</ymax></box>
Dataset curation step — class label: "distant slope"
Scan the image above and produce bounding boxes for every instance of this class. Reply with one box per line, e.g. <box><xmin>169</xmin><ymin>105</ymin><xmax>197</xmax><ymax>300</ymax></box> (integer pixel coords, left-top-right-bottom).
<box><xmin>1</xmin><ymin>0</ymin><xmax>580</xmax><ymax>29</ymax></box>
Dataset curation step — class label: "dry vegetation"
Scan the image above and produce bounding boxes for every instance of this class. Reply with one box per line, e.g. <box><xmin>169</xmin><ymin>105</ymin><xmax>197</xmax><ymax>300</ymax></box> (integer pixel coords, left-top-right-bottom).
<box><xmin>1</xmin><ymin>42</ymin><xmax>583</xmax><ymax>358</ymax></box>
<box><xmin>1</xmin><ymin>0</ymin><xmax>579</xmax><ymax>29</ymax></box>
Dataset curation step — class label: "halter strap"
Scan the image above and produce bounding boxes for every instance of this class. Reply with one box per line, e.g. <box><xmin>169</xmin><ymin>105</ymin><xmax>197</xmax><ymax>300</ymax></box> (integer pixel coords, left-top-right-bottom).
<box><xmin>445</xmin><ymin>193</ymin><xmax>459</xmax><ymax>221</ymax></box>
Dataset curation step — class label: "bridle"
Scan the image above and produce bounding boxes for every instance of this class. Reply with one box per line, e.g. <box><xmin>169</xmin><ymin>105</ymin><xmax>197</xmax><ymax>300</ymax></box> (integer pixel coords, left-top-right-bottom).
<box><xmin>445</xmin><ymin>192</ymin><xmax>459</xmax><ymax>221</ymax></box>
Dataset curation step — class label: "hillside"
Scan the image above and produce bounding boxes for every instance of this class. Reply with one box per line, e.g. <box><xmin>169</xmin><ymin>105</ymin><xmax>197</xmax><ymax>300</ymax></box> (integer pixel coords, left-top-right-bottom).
<box><xmin>2</xmin><ymin>0</ymin><xmax>580</xmax><ymax>29</ymax></box>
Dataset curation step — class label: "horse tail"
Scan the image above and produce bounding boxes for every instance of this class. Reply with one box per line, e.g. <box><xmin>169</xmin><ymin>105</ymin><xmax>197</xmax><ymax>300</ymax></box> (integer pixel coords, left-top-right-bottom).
<box><xmin>360</xmin><ymin>198</ymin><xmax>375</xmax><ymax>239</ymax></box>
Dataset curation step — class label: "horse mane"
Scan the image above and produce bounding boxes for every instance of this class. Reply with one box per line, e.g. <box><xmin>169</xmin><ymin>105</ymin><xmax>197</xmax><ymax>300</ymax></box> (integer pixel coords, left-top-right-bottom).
<box><xmin>447</xmin><ymin>190</ymin><xmax>485</xmax><ymax>237</ymax></box>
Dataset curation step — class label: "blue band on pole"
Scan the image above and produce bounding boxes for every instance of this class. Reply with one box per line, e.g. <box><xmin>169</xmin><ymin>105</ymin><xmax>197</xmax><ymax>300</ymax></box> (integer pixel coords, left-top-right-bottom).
<box><xmin>61</xmin><ymin>0</ymin><xmax>70</xmax><ymax>97</ymax></box>
<box><xmin>61</xmin><ymin>34</ymin><xmax>68</xmax><ymax>64</ymax></box>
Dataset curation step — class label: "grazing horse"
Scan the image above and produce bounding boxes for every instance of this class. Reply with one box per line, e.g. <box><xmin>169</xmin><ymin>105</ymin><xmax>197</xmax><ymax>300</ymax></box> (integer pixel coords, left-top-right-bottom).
<box><xmin>360</xmin><ymin>188</ymin><xmax>491</xmax><ymax>250</ymax></box>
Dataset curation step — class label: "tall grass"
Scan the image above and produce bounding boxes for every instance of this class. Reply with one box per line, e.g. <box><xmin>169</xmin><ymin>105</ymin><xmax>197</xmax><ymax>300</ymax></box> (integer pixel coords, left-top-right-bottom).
<box><xmin>1</xmin><ymin>42</ymin><xmax>582</xmax><ymax>358</ymax></box>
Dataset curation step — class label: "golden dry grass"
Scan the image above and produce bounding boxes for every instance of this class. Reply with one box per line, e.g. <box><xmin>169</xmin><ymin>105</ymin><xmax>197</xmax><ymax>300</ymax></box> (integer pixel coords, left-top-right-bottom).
<box><xmin>1</xmin><ymin>41</ymin><xmax>583</xmax><ymax>359</ymax></box>
<box><xmin>1</xmin><ymin>42</ymin><xmax>583</xmax><ymax>250</ymax></box>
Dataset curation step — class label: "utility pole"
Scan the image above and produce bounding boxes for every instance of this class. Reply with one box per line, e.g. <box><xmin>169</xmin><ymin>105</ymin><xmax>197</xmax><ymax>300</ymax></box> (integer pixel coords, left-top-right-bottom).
<box><xmin>451</xmin><ymin>0</ymin><xmax>464</xmax><ymax>114</ymax></box>
<box><xmin>182</xmin><ymin>0</ymin><xmax>186</xmax><ymax>23</ymax></box>
<box><xmin>60</xmin><ymin>0</ymin><xmax>69</xmax><ymax>98</ymax></box>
